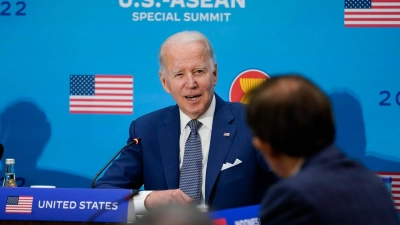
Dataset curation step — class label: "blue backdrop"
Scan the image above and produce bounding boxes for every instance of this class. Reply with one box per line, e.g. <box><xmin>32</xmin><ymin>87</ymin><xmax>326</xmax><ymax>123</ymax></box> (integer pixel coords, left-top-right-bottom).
<box><xmin>1</xmin><ymin>0</ymin><xmax>399</xmax><ymax>209</ymax></box>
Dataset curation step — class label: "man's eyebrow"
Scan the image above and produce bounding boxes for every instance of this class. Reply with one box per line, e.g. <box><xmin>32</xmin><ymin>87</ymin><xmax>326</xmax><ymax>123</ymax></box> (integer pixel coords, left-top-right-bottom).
<box><xmin>171</xmin><ymin>69</ymin><xmax>183</xmax><ymax>74</ymax></box>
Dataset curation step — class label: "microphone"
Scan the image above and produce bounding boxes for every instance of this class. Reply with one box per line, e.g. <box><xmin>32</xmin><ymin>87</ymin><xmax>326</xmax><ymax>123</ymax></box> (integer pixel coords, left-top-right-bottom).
<box><xmin>0</xmin><ymin>144</ymin><xmax>3</xmax><ymax>160</ymax></box>
<box><xmin>91</xmin><ymin>137</ymin><xmax>142</xmax><ymax>188</ymax></box>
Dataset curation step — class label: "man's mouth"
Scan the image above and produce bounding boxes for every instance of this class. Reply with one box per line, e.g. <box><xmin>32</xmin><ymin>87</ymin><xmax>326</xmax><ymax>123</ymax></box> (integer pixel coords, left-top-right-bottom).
<box><xmin>185</xmin><ymin>95</ymin><xmax>201</xmax><ymax>101</ymax></box>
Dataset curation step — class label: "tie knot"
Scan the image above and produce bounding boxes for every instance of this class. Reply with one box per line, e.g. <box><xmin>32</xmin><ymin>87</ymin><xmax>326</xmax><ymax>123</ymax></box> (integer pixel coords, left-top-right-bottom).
<box><xmin>187</xmin><ymin>120</ymin><xmax>201</xmax><ymax>132</ymax></box>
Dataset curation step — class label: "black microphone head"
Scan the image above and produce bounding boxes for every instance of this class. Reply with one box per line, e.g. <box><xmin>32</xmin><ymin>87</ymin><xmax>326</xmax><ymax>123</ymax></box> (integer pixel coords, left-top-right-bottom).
<box><xmin>0</xmin><ymin>144</ymin><xmax>3</xmax><ymax>160</ymax></box>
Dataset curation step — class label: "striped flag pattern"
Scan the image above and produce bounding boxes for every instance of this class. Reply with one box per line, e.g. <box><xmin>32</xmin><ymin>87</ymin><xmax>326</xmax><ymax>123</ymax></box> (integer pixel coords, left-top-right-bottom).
<box><xmin>376</xmin><ymin>172</ymin><xmax>400</xmax><ymax>211</ymax></box>
<box><xmin>69</xmin><ymin>75</ymin><xmax>133</xmax><ymax>114</ymax></box>
<box><xmin>344</xmin><ymin>0</ymin><xmax>400</xmax><ymax>27</ymax></box>
<box><xmin>5</xmin><ymin>196</ymin><xmax>33</xmax><ymax>214</ymax></box>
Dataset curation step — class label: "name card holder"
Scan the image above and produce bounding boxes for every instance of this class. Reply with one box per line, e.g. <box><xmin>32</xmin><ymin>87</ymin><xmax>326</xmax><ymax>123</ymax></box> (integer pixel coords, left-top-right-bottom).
<box><xmin>0</xmin><ymin>187</ymin><xmax>135</xmax><ymax>223</ymax></box>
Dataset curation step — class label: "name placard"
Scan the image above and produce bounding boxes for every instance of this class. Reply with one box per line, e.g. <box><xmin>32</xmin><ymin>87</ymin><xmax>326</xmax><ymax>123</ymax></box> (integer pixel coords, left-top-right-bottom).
<box><xmin>0</xmin><ymin>187</ymin><xmax>134</xmax><ymax>223</ymax></box>
<box><xmin>209</xmin><ymin>205</ymin><xmax>261</xmax><ymax>225</ymax></box>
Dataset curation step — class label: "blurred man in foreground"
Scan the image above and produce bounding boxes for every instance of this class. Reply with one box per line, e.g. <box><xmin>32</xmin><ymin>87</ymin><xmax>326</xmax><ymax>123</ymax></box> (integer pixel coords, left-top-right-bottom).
<box><xmin>247</xmin><ymin>75</ymin><xmax>399</xmax><ymax>225</ymax></box>
<box><xmin>133</xmin><ymin>204</ymin><xmax>212</xmax><ymax>225</ymax></box>
<box><xmin>94</xmin><ymin>30</ymin><xmax>275</xmax><ymax>212</ymax></box>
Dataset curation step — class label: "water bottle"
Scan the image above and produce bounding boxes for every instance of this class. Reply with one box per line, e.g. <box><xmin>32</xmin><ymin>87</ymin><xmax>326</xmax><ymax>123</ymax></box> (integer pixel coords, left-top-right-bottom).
<box><xmin>3</xmin><ymin>158</ymin><xmax>17</xmax><ymax>187</ymax></box>
<box><xmin>381</xmin><ymin>176</ymin><xmax>392</xmax><ymax>195</ymax></box>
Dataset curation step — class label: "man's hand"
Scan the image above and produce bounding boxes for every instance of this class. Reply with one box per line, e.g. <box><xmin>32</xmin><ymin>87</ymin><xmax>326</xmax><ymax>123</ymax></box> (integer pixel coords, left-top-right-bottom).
<box><xmin>144</xmin><ymin>189</ymin><xmax>193</xmax><ymax>210</ymax></box>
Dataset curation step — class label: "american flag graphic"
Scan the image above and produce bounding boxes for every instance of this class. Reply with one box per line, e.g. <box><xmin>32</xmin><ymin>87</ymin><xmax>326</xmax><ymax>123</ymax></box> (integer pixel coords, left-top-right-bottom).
<box><xmin>69</xmin><ymin>75</ymin><xmax>133</xmax><ymax>114</ymax></box>
<box><xmin>344</xmin><ymin>0</ymin><xmax>400</xmax><ymax>27</ymax></box>
<box><xmin>377</xmin><ymin>172</ymin><xmax>400</xmax><ymax>211</ymax></box>
<box><xmin>5</xmin><ymin>196</ymin><xmax>33</xmax><ymax>214</ymax></box>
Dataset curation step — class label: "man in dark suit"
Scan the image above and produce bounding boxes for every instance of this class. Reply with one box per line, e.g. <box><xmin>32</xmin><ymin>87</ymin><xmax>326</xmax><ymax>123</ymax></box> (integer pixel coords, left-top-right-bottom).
<box><xmin>247</xmin><ymin>75</ymin><xmax>399</xmax><ymax>225</ymax></box>
<box><xmin>94</xmin><ymin>31</ymin><xmax>275</xmax><ymax>212</ymax></box>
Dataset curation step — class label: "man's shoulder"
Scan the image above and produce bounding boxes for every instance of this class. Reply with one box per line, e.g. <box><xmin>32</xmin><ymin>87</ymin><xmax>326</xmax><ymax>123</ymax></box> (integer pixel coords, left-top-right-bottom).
<box><xmin>135</xmin><ymin>105</ymin><xmax>177</xmax><ymax>123</ymax></box>
<box><xmin>215</xmin><ymin>97</ymin><xmax>246</xmax><ymax>115</ymax></box>
<box><xmin>227</xmin><ymin>101</ymin><xmax>246</xmax><ymax>111</ymax></box>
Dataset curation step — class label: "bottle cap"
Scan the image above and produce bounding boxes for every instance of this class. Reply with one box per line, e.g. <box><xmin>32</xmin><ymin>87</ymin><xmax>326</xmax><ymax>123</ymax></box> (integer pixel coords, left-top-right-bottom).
<box><xmin>5</xmin><ymin>158</ymin><xmax>15</xmax><ymax>164</ymax></box>
<box><xmin>382</xmin><ymin>176</ymin><xmax>392</xmax><ymax>183</ymax></box>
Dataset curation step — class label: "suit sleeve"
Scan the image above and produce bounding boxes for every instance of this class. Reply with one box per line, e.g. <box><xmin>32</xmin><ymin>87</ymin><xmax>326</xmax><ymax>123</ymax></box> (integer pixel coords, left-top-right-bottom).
<box><xmin>260</xmin><ymin>185</ymin><xmax>321</xmax><ymax>225</ymax></box>
<box><xmin>93</xmin><ymin>120</ymin><xmax>144</xmax><ymax>189</ymax></box>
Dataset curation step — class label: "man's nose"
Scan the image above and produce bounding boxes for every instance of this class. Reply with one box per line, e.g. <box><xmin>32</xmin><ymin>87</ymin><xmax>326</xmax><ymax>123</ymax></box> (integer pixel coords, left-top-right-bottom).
<box><xmin>185</xmin><ymin>74</ymin><xmax>198</xmax><ymax>88</ymax></box>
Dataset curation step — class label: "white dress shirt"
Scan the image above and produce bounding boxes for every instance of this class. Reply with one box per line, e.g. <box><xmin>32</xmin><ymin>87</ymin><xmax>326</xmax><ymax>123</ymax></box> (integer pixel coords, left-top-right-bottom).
<box><xmin>134</xmin><ymin>95</ymin><xmax>216</xmax><ymax>214</ymax></box>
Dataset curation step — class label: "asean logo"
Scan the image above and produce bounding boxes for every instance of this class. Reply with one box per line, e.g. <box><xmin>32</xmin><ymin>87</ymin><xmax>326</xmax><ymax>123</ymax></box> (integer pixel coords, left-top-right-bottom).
<box><xmin>229</xmin><ymin>69</ymin><xmax>270</xmax><ymax>104</ymax></box>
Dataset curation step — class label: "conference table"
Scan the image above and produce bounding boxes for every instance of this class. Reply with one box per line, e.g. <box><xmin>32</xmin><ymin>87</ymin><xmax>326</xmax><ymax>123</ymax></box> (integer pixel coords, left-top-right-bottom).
<box><xmin>0</xmin><ymin>187</ymin><xmax>260</xmax><ymax>225</ymax></box>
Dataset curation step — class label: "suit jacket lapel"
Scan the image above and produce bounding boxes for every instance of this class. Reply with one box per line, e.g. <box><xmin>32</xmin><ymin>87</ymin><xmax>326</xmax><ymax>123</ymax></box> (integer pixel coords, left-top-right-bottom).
<box><xmin>158</xmin><ymin>106</ymin><xmax>181</xmax><ymax>189</ymax></box>
<box><xmin>205</xmin><ymin>95</ymin><xmax>237</xmax><ymax>202</ymax></box>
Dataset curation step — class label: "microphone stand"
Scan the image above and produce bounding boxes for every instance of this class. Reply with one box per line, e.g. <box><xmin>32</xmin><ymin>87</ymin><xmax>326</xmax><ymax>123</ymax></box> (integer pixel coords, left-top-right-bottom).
<box><xmin>91</xmin><ymin>137</ymin><xmax>142</xmax><ymax>188</ymax></box>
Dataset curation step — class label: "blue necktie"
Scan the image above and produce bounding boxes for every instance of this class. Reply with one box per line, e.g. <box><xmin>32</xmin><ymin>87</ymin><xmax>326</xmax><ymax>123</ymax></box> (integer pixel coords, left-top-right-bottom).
<box><xmin>180</xmin><ymin>119</ymin><xmax>202</xmax><ymax>204</ymax></box>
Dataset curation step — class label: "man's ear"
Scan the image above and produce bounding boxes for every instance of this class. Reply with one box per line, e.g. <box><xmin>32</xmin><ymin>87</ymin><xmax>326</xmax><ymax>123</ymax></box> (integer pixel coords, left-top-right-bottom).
<box><xmin>213</xmin><ymin>64</ymin><xmax>218</xmax><ymax>86</ymax></box>
<box><xmin>252</xmin><ymin>137</ymin><xmax>275</xmax><ymax>159</ymax></box>
<box><xmin>159</xmin><ymin>72</ymin><xmax>171</xmax><ymax>93</ymax></box>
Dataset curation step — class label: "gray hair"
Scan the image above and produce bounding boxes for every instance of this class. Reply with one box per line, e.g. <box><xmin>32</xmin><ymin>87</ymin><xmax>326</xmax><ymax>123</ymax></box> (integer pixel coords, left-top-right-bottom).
<box><xmin>158</xmin><ymin>31</ymin><xmax>216</xmax><ymax>77</ymax></box>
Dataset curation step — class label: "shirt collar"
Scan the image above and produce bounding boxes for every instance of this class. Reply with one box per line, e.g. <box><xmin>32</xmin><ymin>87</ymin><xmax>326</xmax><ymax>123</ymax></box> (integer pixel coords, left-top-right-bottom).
<box><xmin>180</xmin><ymin>95</ymin><xmax>216</xmax><ymax>131</ymax></box>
